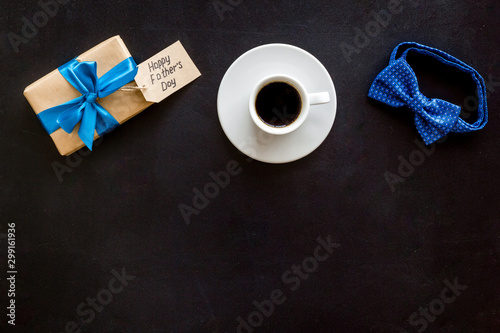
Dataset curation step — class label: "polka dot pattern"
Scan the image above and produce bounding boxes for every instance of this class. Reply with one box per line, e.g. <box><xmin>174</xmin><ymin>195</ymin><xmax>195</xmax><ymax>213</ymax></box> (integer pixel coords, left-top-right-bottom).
<box><xmin>368</xmin><ymin>42</ymin><xmax>488</xmax><ymax>145</ymax></box>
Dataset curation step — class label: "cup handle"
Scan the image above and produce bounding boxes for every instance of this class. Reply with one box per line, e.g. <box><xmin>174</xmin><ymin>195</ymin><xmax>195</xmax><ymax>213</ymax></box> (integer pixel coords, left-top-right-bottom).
<box><xmin>308</xmin><ymin>92</ymin><xmax>330</xmax><ymax>105</ymax></box>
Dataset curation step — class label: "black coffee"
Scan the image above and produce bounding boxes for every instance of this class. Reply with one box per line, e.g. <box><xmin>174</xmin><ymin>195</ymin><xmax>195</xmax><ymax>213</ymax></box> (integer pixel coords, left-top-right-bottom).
<box><xmin>255</xmin><ymin>81</ymin><xmax>302</xmax><ymax>127</ymax></box>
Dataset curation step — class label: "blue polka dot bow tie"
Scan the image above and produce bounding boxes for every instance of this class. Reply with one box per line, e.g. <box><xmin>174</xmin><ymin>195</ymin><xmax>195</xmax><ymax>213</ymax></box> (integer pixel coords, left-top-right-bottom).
<box><xmin>368</xmin><ymin>42</ymin><xmax>488</xmax><ymax>145</ymax></box>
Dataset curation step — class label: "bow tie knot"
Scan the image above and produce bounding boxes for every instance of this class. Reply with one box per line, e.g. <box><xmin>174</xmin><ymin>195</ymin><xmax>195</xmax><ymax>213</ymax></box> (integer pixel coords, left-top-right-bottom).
<box><xmin>408</xmin><ymin>91</ymin><xmax>429</xmax><ymax>114</ymax></box>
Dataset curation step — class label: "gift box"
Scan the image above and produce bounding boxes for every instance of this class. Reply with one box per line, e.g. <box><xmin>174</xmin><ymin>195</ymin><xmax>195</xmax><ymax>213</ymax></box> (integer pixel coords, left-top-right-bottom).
<box><xmin>24</xmin><ymin>36</ymin><xmax>153</xmax><ymax>156</ymax></box>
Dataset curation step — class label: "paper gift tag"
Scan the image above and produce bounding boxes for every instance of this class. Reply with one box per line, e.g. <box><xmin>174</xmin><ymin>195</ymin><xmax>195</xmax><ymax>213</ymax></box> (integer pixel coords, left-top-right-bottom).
<box><xmin>135</xmin><ymin>41</ymin><xmax>201</xmax><ymax>103</ymax></box>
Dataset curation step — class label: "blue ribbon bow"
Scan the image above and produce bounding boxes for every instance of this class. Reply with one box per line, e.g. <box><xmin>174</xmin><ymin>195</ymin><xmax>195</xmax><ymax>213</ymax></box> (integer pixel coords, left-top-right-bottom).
<box><xmin>368</xmin><ymin>42</ymin><xmax>488</xmax><ymax>145</ymax></box>
<box><xmin>37</xmin><ymin>57</ymin><xmax>138</xmax><ymax>150</ymax></box>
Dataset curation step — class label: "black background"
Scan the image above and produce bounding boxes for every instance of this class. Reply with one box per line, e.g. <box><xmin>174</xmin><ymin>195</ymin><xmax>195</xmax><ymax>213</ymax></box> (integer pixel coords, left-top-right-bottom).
<box><xmin>1</xmin><ymin>0</ymin><xmax>499</xmax><ymax>332</ymax></box>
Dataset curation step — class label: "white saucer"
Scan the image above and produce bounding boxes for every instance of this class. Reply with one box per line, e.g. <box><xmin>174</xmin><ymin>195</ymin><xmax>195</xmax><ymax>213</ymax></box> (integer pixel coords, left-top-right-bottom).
<box><xmin>217</xmin><ymin>44</ymin><xmax>337</xmax><ymax>164</ymax></box>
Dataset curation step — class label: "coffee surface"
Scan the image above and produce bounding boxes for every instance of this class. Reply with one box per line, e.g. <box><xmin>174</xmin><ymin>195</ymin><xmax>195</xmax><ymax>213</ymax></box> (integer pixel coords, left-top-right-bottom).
<box><xmin>255</xmin><ymin>81</ymin><xmax>302</xmax><ymax>127</ymax></box>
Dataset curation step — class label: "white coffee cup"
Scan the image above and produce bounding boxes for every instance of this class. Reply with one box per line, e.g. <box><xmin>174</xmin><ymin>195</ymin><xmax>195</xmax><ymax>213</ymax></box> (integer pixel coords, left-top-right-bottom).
<box><xmin>249</xmin><ymin>74</ymin><xmax>330</xmax><ymax>135</ymax></box>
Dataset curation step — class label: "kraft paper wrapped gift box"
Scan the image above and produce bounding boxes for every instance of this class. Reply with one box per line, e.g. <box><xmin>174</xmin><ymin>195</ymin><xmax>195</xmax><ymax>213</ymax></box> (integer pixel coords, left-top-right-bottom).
<box><xmin>23</xmin><ymin>36</ymin><xmax>153</xmax><ymax>156</ymax></box>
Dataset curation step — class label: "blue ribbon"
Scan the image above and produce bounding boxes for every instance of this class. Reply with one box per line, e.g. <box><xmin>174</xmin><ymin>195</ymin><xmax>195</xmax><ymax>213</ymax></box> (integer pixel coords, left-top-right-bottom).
<box><xmin>368</xmin><ymin>42</ymin><xmax>488</xmax><ymax>145</ymax></box>
<box><xmin>37</xmin><ymin>57</ymin><xmax>138</xmax><ymax>150</ymax></box>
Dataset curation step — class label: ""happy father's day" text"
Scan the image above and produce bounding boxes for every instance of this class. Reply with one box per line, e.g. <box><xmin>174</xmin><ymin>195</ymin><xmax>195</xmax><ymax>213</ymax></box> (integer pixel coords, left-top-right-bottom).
<box><xmin>147</xmin><ymin>55</ymin><xmax>183</xmax><ymax>92</ymax></box>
